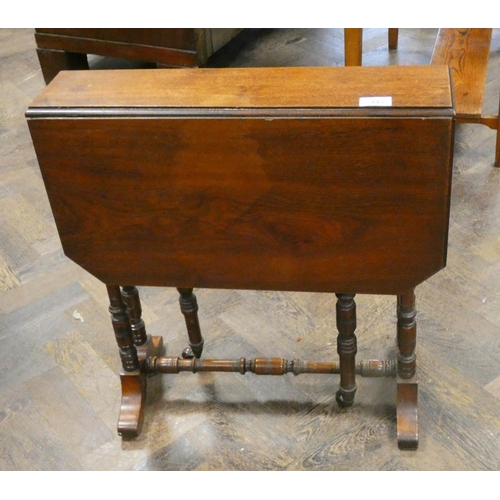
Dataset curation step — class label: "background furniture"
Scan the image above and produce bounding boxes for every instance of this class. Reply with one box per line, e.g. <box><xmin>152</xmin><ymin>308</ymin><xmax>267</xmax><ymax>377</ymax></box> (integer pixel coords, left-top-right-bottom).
<box><xmin>34</xmin><ymin>28</ymin><xmax>242</xmax><ymax>84</ymax></box>
<box><xmin>430</xmin><ymin>28</ymin><xmax>499</xmax><ymax>167</ymax></box>
<box><xmin>349</xmin><ymin>27</ymin><xmax>499</xmax><ymax>167</ymax></box>
<box><xmin>344</xmin><ymin>28</ymin><xmax>398</xmax><ymax>65</ymax></box>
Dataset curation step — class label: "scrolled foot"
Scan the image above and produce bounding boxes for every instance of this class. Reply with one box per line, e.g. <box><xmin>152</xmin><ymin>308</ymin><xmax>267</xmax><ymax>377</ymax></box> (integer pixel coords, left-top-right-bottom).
<box><xmin>118</xmin><ymin>371</ymin><xmax>146</xmax><ymax>439</ymax></box>
<box><xmin>397</xmin><ymin>377</ymin><xmax>419</xmax><ymax>450</ymax></box>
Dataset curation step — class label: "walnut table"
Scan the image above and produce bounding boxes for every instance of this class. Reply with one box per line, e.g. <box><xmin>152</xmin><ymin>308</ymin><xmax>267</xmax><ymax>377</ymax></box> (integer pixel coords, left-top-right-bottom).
<box><xmin>26</xmin><ymin>65</ymin><xmax>455</xmax><ymax>449</ymax></box>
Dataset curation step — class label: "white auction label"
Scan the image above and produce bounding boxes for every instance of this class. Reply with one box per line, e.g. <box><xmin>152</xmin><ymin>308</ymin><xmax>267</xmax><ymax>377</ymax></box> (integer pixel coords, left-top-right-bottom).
<box><xmin>359</xmin><ymin>96</ymin><xmax>393</xmax><ymax>107</ymax></box>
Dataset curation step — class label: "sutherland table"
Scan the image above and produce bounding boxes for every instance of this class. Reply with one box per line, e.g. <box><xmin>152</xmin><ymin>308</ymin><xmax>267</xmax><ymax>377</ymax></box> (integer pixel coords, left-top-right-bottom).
<box><xmin>26</xmin><ymin>65</ymin><xmax>455</xmax><ymax>450</ymax></box>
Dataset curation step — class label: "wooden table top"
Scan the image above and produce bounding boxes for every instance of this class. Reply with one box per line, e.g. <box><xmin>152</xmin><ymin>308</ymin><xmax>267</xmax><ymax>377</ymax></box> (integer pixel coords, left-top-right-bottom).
<box><xmin>27</xmin><ymin>64</ymin><xmax>455</xmax><ymax>294</ymax></box>
<box><xmin>28</xmin><ymin>65</ymin><xmax>453</xmax><ymax>113</ymax></box>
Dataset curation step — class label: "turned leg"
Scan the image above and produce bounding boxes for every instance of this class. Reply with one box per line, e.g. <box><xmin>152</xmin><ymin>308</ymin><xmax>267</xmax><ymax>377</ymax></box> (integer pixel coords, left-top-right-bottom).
<box><xmin>335</xmin><ymin>293</ymin><xmax>357</xmax><ymax>407</ymax></box>
<box><xmin>107</xmin><ymin>285</ymin><xmax>144</xmax><ymax>437</ymax></box>
<box><xmin>122</xmin><ymin>285</ymin><xmax>165</xmax><ymax>363</ymax></box>
<box><xmin>121</xmin><ymin>286</ymin><xmax>148</xmax><ymax>347</ymax></box>
<box><xmin>396</xmin><ymin>289</ymin><xmax>419</xmax><ymax>450</ymax></box>
<box><xmin>36</xmin><ymin>48</ymin><xmax>89</xmax><ymax>84</ymax></box>
<box><xmin>177</xmin><ymin>287</ymin><xmax>204</xmax><ymax>359</ymax></box>
<box><xmin>107</xmin><ymin>285</ymin><xmax>164</xmax><ymax>438</ymax></box>
<box><xmin>107</xmin><ymin>285</ymin><xmax>140</xmax><ymax>373</ymax></box>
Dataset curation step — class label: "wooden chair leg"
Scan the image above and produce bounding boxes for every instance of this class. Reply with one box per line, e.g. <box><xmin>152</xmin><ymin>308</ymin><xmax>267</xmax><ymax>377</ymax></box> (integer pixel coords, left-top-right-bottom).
<box><xmin>344</xmin><ymin>29</ymin><xmax>363</xmax><ymax>66</ymax></box>
<box><xmin>388</xmin><ymin>28</ymin><xmax>399</xmax><ymax>50</ymax></box>
<box><xmin>343</xmin><ymin>28</ymin><xmax>397</xmax><ymax>67</ymax></box>
<box><xmin>396</xmin><ymin>289</ymin><xmax>419</xmax><ymax>449</ymax></box>
<box><xmin>177</xmin><ymin>288</ymin><xmax>204</xmax><ymax>359</ymax></box>
<box><xmin>335</xmin><ymin>293</ymin><xmax>357</xmax><ymax>406</ymax></box>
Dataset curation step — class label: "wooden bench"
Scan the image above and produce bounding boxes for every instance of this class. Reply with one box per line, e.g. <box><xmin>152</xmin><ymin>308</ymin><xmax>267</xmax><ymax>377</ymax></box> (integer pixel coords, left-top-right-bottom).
<box><xmin>430</xmin><ymin>28</ymin><xmax>499</xmax><ymax>167</ymax></box>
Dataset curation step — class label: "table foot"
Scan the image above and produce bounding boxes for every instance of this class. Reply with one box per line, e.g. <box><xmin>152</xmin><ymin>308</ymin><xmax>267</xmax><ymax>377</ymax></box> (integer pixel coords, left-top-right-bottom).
<box><xmin>396</xmin><ymin>376</ymin><xmax>419</xmax><ymax>450</ymax></box>
<box><xmin>182</xmin><ymin>338</ymin><xmax>204</xmax><ymax>359</ymax></box>
<box><xmin>335</xmin><ymin>387</ymin><xmax>356</xmax><ymax>407</ymax></box>
<box><xmin>118</xmin><ymin>370</ymin><xmax>146</xmax><ymax>438</ymax></box>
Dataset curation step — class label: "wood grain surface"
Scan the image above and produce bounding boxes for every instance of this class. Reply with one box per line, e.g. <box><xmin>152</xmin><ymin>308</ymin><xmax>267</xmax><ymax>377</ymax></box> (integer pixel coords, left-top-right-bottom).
<box><xmin>431</xmin><ymin>28</ymin><xmax>492</xmax><ymax>119</ymax></box>
<box><xmin>29</xmin><ymin>65</ymin><xmax>453</xmax><ymax>110</ymax></box>
<box><xmin>28</xmin><ymin>112</ymin><xmax>453</xmax><ymax>294</ymax></box>
<box><xmin>2</xmin><ymin>28</ymin><xmax>500</xmax><ymax>472</ymax></box>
